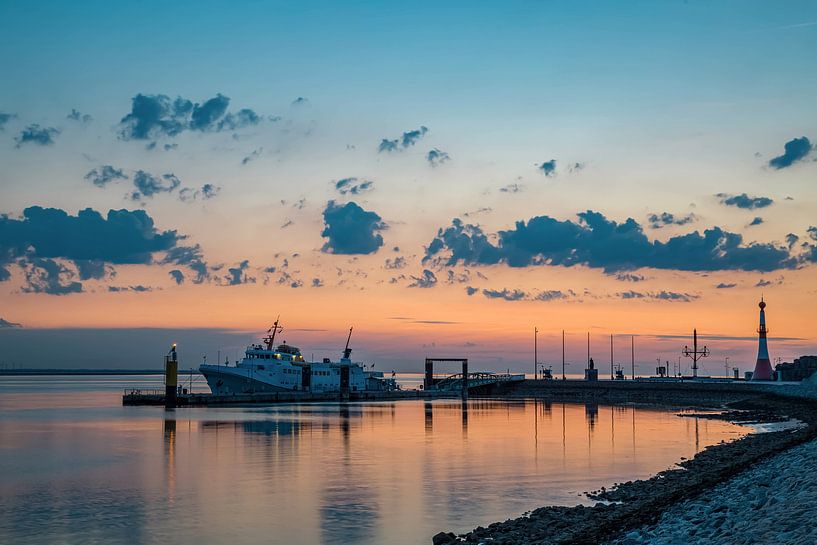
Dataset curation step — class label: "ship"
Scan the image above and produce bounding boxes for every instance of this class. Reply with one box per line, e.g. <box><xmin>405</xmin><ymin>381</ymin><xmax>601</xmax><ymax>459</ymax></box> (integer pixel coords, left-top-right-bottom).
<box><xmin>199</xmin><ymin>319</ymin><xmax>397</xmax><ymax>395</ymax></box>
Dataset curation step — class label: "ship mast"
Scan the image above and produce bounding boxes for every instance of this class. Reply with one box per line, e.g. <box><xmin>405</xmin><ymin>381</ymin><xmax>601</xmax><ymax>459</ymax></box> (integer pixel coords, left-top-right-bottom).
<box><xmin>343</xmin><ymin>327</ymin><xmax>353</xmax><ymax>359</ymax></box>
<box><xmin>264</xmin><ymin>316</ymin><xmax>283</xmax><ymax>350</ymax></box>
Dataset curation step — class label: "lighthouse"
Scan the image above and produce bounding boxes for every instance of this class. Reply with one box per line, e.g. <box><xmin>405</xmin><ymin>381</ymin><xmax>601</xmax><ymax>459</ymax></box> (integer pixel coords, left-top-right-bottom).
<box><xmin>751</xmin><ymin>297</ymin><xmax>773</xmax><ymax>381</ymax></box>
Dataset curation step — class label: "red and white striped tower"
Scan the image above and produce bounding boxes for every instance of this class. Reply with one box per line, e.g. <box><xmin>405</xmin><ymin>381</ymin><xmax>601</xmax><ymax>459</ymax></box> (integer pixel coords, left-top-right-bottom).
<box><xmin>751</xmin><ymin>297</ymin><xmax>773</xmax><ymax>381</ymax></box>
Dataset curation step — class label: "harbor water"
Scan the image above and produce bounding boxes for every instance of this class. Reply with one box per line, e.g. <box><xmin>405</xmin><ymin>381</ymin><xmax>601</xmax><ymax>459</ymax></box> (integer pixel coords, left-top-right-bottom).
<box><xmin>0</xmin><ymin>375</ymin><xmax>748</xmax><ymax>545</ymax></box>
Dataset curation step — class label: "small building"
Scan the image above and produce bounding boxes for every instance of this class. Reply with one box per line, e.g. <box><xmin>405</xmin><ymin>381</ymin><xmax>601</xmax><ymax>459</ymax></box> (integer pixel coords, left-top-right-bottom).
<box><xmin>775</xmin><ymin>355</ymin><xmax>817</xmax><ymax>382</ymax></box>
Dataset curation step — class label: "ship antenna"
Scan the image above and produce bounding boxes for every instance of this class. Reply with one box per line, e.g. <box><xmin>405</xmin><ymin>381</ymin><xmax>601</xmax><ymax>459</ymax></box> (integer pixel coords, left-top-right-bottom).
<box><xmin>343</xmin><ymin>327</ymin><xmax>353</xmax><ymax>359</ymax></box>
<box><xmin>265</xmin><ymin>316</ymin><xmax>283</xmax><ymax>350</ymax></box>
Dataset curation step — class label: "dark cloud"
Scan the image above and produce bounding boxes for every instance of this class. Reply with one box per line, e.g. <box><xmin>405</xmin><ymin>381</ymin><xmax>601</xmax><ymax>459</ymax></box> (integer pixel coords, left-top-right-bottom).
<box><xmin>131</xmin><ymin>171</ymin><xmax>181</xmax><ymax>200</ymax></box>
<box><xmin>408</xmin><ymin>269</ymin><xmax>438</xmax><ymax>288</ymax></box>
<box><xmin>161</xmin><ymin>245</ymin><xmax>209</xmax><ymax>284</ymax></box>
<box><xmin>378</xmin><ymin>126</ymin><xmax>428</xmax><ymax>153</ymax></box>
<box><xmin>615</xmin><ymin>273</ymin><xmax>645</xmax><ymax>282</ymax></box>
<box><xmin>483</xmin><ymin>288</ymin><xmax>527</xmax><ymax>301</ymax></box>
<box><xmin>0</xmin><ymin>112</ymin><xmax>16</xmax><ymax>130</ymax></box>
<box><xmin>66</xmin><ymin>109</ymin><xmax>93</xmax><ymax>123</ymax></box>
<box><xmin>384</xmin><ymin>256</ymin><xmax>407</xmax><ymax>269</ymax></box>
<box><xmin>618</xmin><ymin>290</ymin><xmax>697</xmax><ymax>302</ymax></box>
<box><xmin>321</xmin><ymin>201</ymin><xmax>386</xmax><ymax>255</ymax></box>
<box><xmin>107</xmin><ymin>285</ymin><xmax>152</xmax><ymax>293</ymax></box>
<box><xmin>190</xmin><ymin>94</ymin><xmax>230</xmax><ymax>131</ymax></box>
<box><xmin>647</xmin><ymin>212</ymin><xmax>697</xmax><ymax>229</ymax></box>
<box><xmin>716</xmin><ymin>282</ymin><xmax>737</xmax><ymax>289</ymax></box>
<box><xmin>169</xmin><ymin>269</ymin><xmax>185</xmax><ymax>285</ymax></box>
<box><xmin>291</xmin><ymin>97</ymin><xmax>309</xmax><ymax>106</ymax></box>
<box><xmin>311</xmin><ymin>278</ymin><xmax>324</xmax><ymax>287</ymax></box>
<box><xmin>0</xmin><ymin>318</ymin><xmax>22</xmax><ymax>328</ymax></box>
<box><xmin>0</xmin><ymin>207</ymin><xmax>180</xmax><ymax>279</ymax></box>
<box><xmin>768</xmin><ymin>136</ymin><xmax>813</xmax><ymax>169</ymax></box>
<box><xmin>716</xmin><ymin>193</ymin><xmax>773</xmax><ymax>210</ymax></box>
<box><xmin>15</xmin><ymin>124</ymin><xmax>60</xmax><ymax>147</ymax></box>
<box><xmin>335</xmin><ymin>177</ymin><xmax>374</xmax><ymax>195</ymax></box>
<box><xmin>119</xmin><ymin>93</ymin><xmax>260</xmax><ymax>140</ymax></box>
<box><xmin>465</xmin><ymin>286</ymin><xmax>479</xmax><ymax>296</ymax></box>
<box><xmin>179</xmin><ymin>184</ymin><xmax>221</xmax><ymax>202</ymax></box>
<box><xmin>425</xmin><ymin>210</ymin><xmax>796</xmax><ymax>273</ymax></box>
<box><xmin>538</xmin><ymin>160</ymin><xmax>557</xmax><ymax>177</ymax></box>
<box><xmin>85</xmin><ymin>165</ymin><xmax>128</xmax><ymax>188</ymax></box>
<box><xmin>427</xmin><ymin>148</ymin><xmax>450</xmax><ymax>167</ymax></box>
<box><xmin>217</xmin><ymin>108</ymin><xmax>261</xmax><ymax>131</ymax></box>
<box><xmin>74</xmin><ymin>259</ymin><xmax>108</xmax><ymax>280</ymax></box>
<box><xmin>749</xmin><ymin>217</ymin><xmax>764</xmax><ymax>226</ymax></box>
<box><xmin>807</xmin><ymin>227</ymin><xmax>817</xmax><ymax>242</ymax></box>
<box><xmin>225</xmin><ymin>260</ymin><xmax>254</xmax><ymax>286</ymax></box>
<box><xmin>20</xmin><ymin>257</ymin><xmax>83</xmax><ymax>295</ymax></box>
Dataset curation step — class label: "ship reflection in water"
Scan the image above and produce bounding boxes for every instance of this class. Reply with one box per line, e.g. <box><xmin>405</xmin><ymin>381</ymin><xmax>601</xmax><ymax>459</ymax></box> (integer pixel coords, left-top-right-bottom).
<box><xmin>0</xmin><ymin>394</ymin><xmax>748</xmax><ymax>545</ymax></box>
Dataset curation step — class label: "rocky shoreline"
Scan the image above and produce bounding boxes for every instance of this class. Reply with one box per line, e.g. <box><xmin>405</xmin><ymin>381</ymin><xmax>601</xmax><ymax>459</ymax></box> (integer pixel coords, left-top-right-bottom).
<box><xmin>432</xmin><ymin>394</ymin><xmax>817</xmax><ymax>545</ymax></box>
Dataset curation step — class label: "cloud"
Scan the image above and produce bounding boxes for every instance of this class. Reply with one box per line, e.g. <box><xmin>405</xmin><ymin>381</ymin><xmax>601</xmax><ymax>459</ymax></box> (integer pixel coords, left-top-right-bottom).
<box><xmin>716</xmin><ymin>193</ymin><xmax>773</xmax><ymax>210</ymax></box>
<box><xmin>161</xmin><ymin>245</ymin><xmax>209</xmax><ymax>284</ymax></box>
<box><xmin>225</xmin><ymin>260</ymin><xmax>254</xmax><ymax>286</ymax></box>
<box><xmin>615</xmin><ymin>273</ymin><xmax>645</xmax><ymax>282</ymax></box>
<box><xmin>20</xmin><ymin>257</ymin><xmax>83</xmax><ymax>295</ymax></box>
<box><xmin>218</xmin><ymin>108</ymin><xmax>261</xmax><ymax>131</ymax></box>
<box><xmin>716</xmin><ymin>282</ymin><xmax>737</xmax><ymax>289</ymax></box>
<box><xmin>321</xmin><ymin>201</ymin><xmax>386</xmax><ymax>255</ymax></box>
<box><xmin>427</xmin><ymin>148</ymin><xmax>450</xmax><ymax>167</ymax></box>
<box><xmin>131</xmin><ymin>171</ymin><xmax>181</xmax><ymax>200</ymax></box>
<box><xmin>179</xmin><ymin>183</ymin><xmax>221</xmax><ymax>202</ymax></box>
<box><xmin>618</xmin><ymin>290</ymin><xmax>698</xmax><ymax>302</ymax></box>
<box><xmin>169</xmin><ymin>269</ymin><xmax>185</xmax><ymax>285</ymax></box>
<box><xmin>749</xmin><ymin>216</ymin><xmax>764</xmax><ymax>226</ymax></box>
<box><xmin>0</xmin><ymin>206</ymin><xmax>180</xmax><ymax>282</ymax></box>
<box><xmin>107</xmin><ymin>285</ymin><xmax>152</xmax><ymax>293</ymax></box>
<box><xmin>425</xmin><ymin>210</ymin><xmax>797</xmax><ymax>273</ymax></box>
<box><xmin>567</xmin><ymin>162</ymin><xmax>585</xmax><ymax>173</ymax></box>
<box><xmin>311</xmin><ymin>277</ymin><xmax>324</xmax><ymax>287</ymax></box>
<box><xmin>647</xmin><ymin>212</ymin><xmax>697</xmax><ymax>229</ymax></box>
<box><xmin>242</xmin><ymin>147</ymin><xmax>263</xmax><ymax>165</ymax></box>
<box><xmin>0</xmin><ymin>112</ymin><xmax>16</xmax><ymax>130</ymax></box>
<box><xmin>66</xmin><ymin>109</ymin><xmax>93</xmax><ymax>123</ymax></box>
<box><xmin>384</xmin><ymin>256</ymin><xmax>407</xmax><ymax>269</ymax></box>
<box><xmin>85</xmin><ymin>165</ymin><xmax>128</xmax><ymax>188</ymax></box>
<box><xmin>408</xmin><ymin>269</ymin><xmax>438</xmax><ymax>288</ymax></box>
<box><xmin>755</xmin><ymin>277</ymin><xmax>783</xmax><ymax>287</ymax></box>
<box><xmin>465</xmin><ymin>286</ymin><xmax>479</xmax><ymax>296</ymax></box>
<box><xmin>119</xmin><ymin>93</ymin><xmax>261</xmax><ymax>140</ymax></box>
<box><xmin>334</xmin><ymin>177</ymin><xmax>374</xmax><ymax>195</ymax></box>
<box><xmin>538</xmin><ymin>159</ymin><xmax>557</xmax><ymax>177</ymax></box>
<box><xmin>480</xmin><ymin>287</ymin><xmax>572</xmax><ymax>302</ymax></box>
<box><xmin>74</xmin><ymin>259</ymin><xmax>108</xmax><ymax>280</ymax></box>
<box><xmin>15</xmin><ymin>124</ymin><xmax>60</xmax><ymax>147</ymax></box>
<box><xmin>808</xmin><ymin>227</ymin><xmax>817</xmax><ymax>242</ymax></box>
<box><xmin>378</xmin><ymin>126</ymin><xmax>428</xmax><ymax>153</ymax></box>
<box><xmin>483</xmin><ymin>288</ymin><xmax>527</xmax><ymax>301</ymax></box>
<box><xmin>768</xmin><ymin>136</ymin><xmax>813</xmax><ymax>169</ymax></box>
<box><xmin>500</xmin><ymin>183</ymin><xmax>524</xmax><ymax>193</ymax></box>
<box><xmin>291</xmin><ymin>97</ymin><xmax>309</xmax><ymax>106</ymax></box>
<box><xmin>0</xmin><ymin>318</ymin><xmax>22</xmax><ymax>328</ymax></box>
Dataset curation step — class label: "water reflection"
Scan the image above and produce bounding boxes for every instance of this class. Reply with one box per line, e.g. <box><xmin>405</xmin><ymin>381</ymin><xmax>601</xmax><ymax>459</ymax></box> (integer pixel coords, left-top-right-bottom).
<box><xmin>0</xmin><ymin>395</ymin><xmax>748</xmax><ymax>545</ymax></box>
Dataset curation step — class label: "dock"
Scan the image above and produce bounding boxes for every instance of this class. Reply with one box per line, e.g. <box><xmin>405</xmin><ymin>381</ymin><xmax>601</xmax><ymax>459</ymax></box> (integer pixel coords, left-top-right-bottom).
<box><xmin>122</xmin><ymin>388</ymin><xmax>466</xmax><ymax>406</ymax></box>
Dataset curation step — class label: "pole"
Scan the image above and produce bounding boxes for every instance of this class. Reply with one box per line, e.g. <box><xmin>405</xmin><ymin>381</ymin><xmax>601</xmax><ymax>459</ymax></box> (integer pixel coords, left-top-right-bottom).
<box><xmin>610</xmin><ymin>334</ymin><xmax>614</xmax><ymax>380</ymax></box>
<box><xmin>631</xmin><ymin>336</ymin><xmax>635</xmax><ymax>380</ymax></box>
<box><xmin>587</xmin><ymin>332</ymin><xmax>590</xmax><ymax>367</ymax></box>
<box><xmin>562</xmin><ymin>330</ymin><xmax>566</xmax><ymax>380</ymax></box>
<box><xmin>693</xmin><ymin>329</ymin><xmax>698</xmax><ymax>378</ymax></box>
<box><xmin>534</xmin><ymin>326</ymin><xmax>538</xmax><ymax>380</ymax></box>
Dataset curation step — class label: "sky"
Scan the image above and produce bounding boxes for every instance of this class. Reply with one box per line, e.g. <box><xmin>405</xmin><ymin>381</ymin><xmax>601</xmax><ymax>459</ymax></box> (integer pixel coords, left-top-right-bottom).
<box><xmin>1</xmin><ymin>0</ymin><xmax>816</xmax><ymax>373</ymax></box>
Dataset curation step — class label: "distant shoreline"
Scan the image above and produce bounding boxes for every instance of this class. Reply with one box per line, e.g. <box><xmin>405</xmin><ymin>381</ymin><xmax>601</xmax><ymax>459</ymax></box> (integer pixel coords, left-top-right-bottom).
<box><xmin>0</xmin><ymin>369</ymin><xmax>199</xmax><ymax>376</ymax></box>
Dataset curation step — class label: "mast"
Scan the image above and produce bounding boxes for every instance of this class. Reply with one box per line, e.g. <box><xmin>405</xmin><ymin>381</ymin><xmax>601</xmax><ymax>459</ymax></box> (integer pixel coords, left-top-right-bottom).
<box><xmin>265</xmin><ymin>316</ymin><xmax>283</xmax><ymax>350</ymax></box>
<box><xmin>343</xmin><ymin>327</ymin><xmax>354</xmax><ymax>359</ymax></box>
<box><xmin>534</xmin><ymin>327</ymin><xmax>538</xmax><ymax>379</ymax></box>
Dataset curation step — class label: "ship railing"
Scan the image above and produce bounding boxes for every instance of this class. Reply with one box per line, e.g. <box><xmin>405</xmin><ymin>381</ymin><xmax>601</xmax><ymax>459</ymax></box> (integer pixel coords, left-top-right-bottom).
<box><xmin>123</xmin><ymin>388</ymin><xmax>165</xmax><ymax>397</ymax></box>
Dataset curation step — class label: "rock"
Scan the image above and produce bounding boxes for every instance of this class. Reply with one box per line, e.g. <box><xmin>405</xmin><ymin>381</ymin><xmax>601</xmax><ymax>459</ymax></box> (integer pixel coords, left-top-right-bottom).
<box><xmin>432</xmin><ymin>531</ymin><xmax>457</xmax><ymax>545</ymax></box>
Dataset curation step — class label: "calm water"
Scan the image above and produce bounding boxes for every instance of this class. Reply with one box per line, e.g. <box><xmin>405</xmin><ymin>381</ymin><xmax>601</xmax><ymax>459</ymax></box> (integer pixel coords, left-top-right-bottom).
<box><xmin>0</xmin><ymin>376</ymin><xmax>747</xmax><ymax>545</ymax></box>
